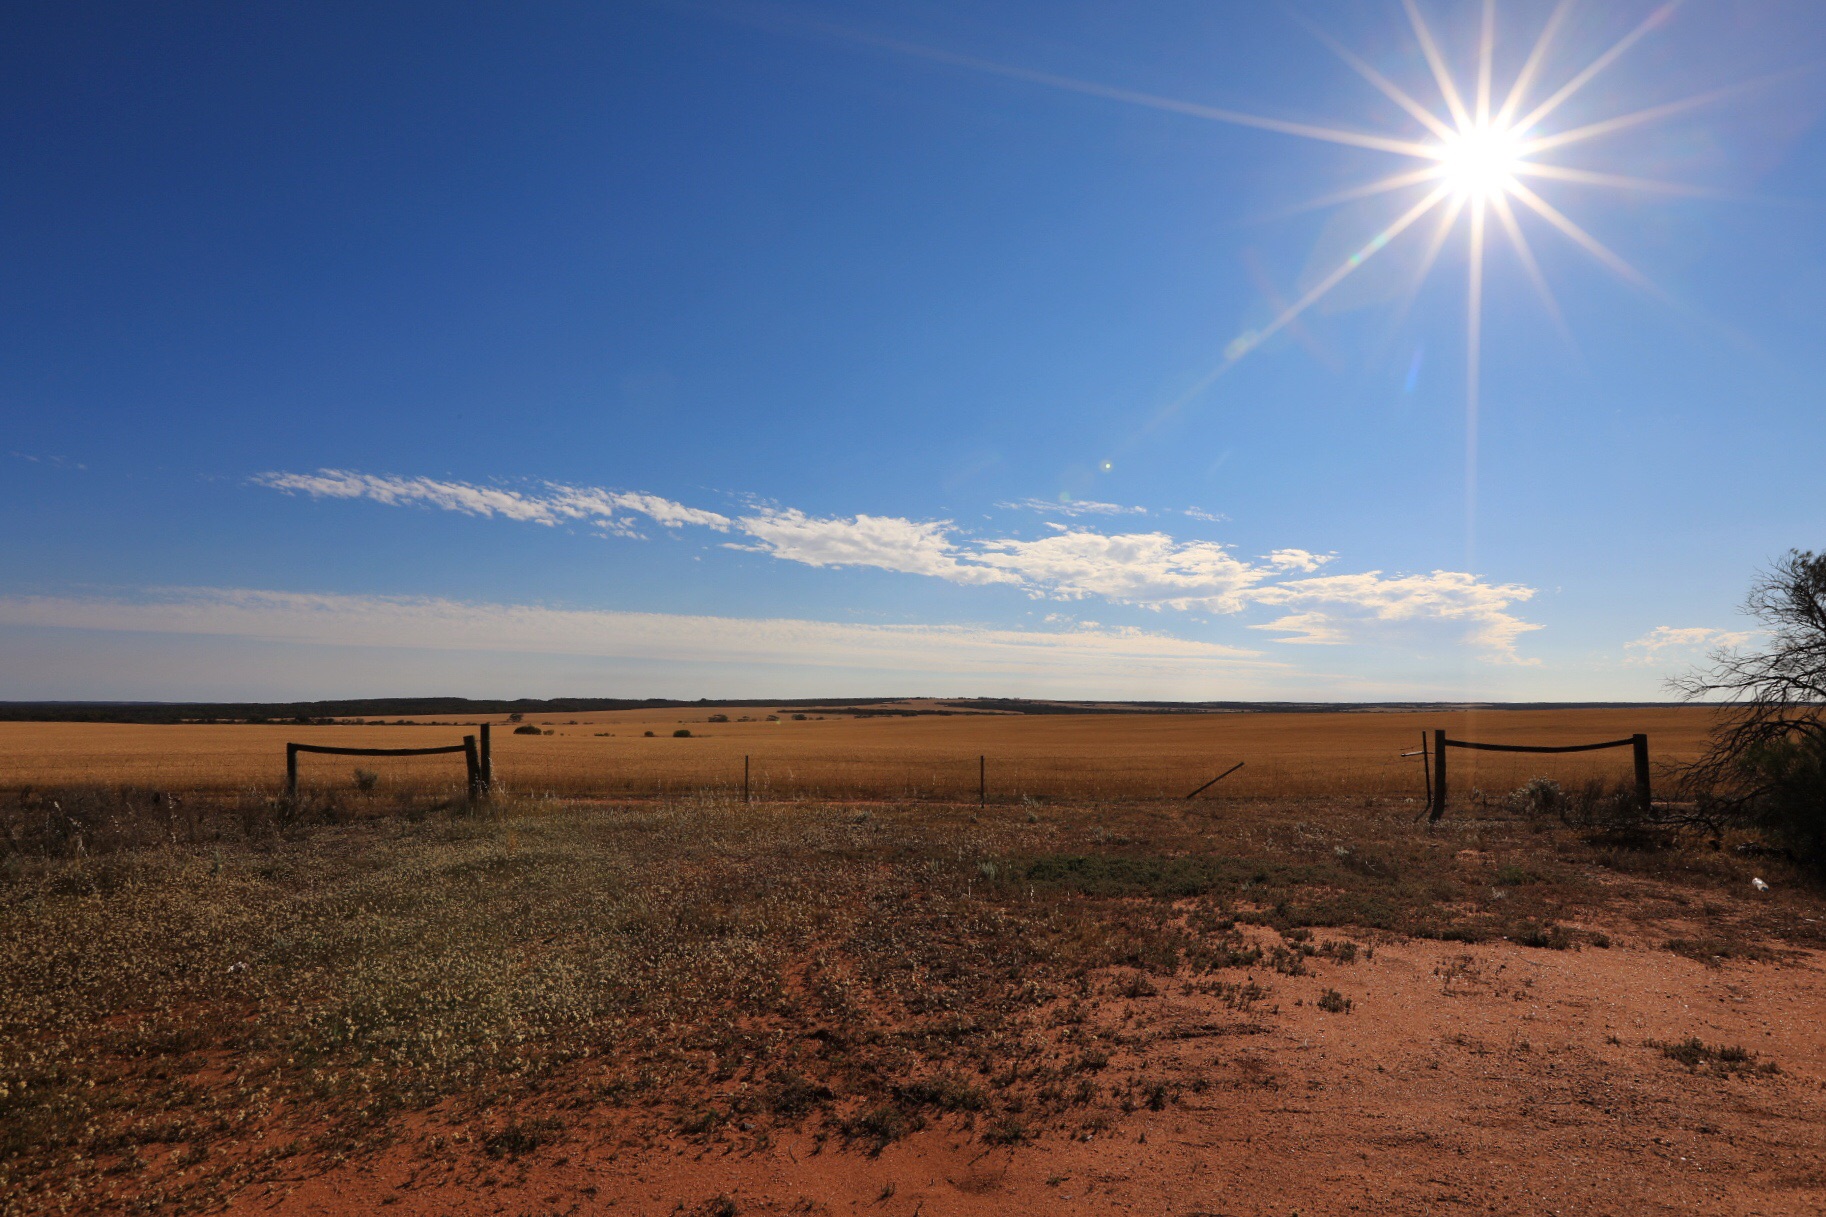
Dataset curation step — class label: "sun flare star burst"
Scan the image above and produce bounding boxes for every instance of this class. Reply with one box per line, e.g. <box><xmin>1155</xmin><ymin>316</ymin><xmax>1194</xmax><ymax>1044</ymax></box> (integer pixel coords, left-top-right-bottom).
<box><xmin>1107</xmin><ymin>0</ymin><xmax>1723</xmax><ymax>530</ymax></box>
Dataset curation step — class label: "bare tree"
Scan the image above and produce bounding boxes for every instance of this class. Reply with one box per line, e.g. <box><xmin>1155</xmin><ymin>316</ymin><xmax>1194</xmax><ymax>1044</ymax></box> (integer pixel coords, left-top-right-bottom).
<box><xmin>1673</xmin><ymin>550</ymin><xmax>1826</xmax><ymax>857</ymax></box>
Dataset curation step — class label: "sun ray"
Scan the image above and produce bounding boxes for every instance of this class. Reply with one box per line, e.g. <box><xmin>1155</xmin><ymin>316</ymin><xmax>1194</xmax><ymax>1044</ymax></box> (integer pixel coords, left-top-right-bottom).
<box><xmin>1269</xmin><ymin>165</ymin><xmax>1446</xmax><ymax>219</ymax></box>
<box><xmin>1494</xmin><ymin>0</ymin><xmax>1575</xmax><ymax>127</ymax></box>
<box><xmin>1371</xmin><ymin>192</ymin><xmax>1467</xmax><ymax>373</ymax></box>
<box><xmin>1294</xmin><ymin>15</ymin><xmax>1456</xmax><ymax>142</ymax></box>
<box><xmin>1403</xmin><ymin>0</ymin><xmax>1474</xmax><ymax>130</ymax></box>
<box><xmin>1505</xmin><ymin>179</ymin><xmax>1655</xmax><ymax>290</ymax></box>
<box><xmin>1140</xmin><ymin>183</ymin><xmax>1453</xmax><ymax>436</ymax></box>
<box><xmin>1512</xmin><ymin>161</ymin><xmax>1735</xmax><ymax>198</ymax></box>
<box><xmin>794</xmin><ymin>22</ymin><xmax>1443</xmax><ymax>159</ymax></box>
<box><xmin>1409</xmin><ymin>193</ymin><xmax>1468</xmax><ymax>299</ymax></box>
<box><xmin>1489</xmin><ymin>190</ymin><xmax>1573</xmax><ymax>344</ymax></box>
<box><xmin>1230</xmin><ymin>183</ymin><xmax>1452</xmax><ymax>364</ymax></box>
<box><xmin>1465</xmin><ymin>195</ymin><xmax>1487</xmax><ymax>554</ymax></box>
<box><xmin>1513</xmin><ymin>1</ymin><xmax>1682</xmax><ymax>133</ymax></box>
<box><xmin>1519</xmin><ymin>72</ymin><xmax>1791</xmax><ymax>156</ymax></box>
<box><xmin>1475</xmin><ymin>0</ymin><xmax>1496</xmax><ymax>127</ymax></box>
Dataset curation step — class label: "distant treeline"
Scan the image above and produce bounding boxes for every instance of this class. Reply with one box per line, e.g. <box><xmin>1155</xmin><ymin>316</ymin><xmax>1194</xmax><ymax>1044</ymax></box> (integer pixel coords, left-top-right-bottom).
<box><xmin>0</xmin><ymin>697</ymin><xmax>886</xmax><ymax>725</ymax></box>
<box><xmin>0</xmin><ymin>696</ymin><xmax>1689</xmax><ymax>725</ymax></box>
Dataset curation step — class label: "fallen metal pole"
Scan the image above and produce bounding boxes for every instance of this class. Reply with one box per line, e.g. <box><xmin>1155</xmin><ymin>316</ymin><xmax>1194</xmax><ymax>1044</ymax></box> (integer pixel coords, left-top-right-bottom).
<box><xmin>1185</xmin><ymin>761</ymin><xmax>1244</xmax><ymax>800</ymax></box>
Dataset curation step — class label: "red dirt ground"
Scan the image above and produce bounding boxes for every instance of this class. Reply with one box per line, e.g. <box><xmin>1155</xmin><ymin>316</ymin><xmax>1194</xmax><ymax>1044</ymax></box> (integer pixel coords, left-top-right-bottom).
<box><xmin>240</xmin><ymin>927</ymin><xmax>1826</xmax><ymax>1217</ymax></box>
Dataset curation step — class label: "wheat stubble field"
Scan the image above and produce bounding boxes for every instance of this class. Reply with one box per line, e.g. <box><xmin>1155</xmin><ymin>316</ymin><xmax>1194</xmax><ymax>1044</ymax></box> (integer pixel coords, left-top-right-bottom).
<box><xmin>0</xmin><ymin>704</ymin><xmax>1722</xmax><ymax>801</ymax></box>
<box><xmin>4</xmin><ymin>704</ymin><xmax>1825</xmax><ymax>1217</ymax></box>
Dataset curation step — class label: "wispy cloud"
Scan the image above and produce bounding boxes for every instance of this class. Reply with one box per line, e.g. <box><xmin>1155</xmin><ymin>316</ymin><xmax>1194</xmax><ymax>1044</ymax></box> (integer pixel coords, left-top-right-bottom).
<box><xmin>1625</xmin><ymin>625</ymin><xmax>1758</xmax><ymax>665</ymax></box>
<box><xmin>256</xmin><ymin>470</ymin><xmax>731</xmax><ymax>533</ymax></box>
<box><xmin>9</xmin><ymin>452</ymin><xmax>87</xmax><ymax>471</ymax></box>
<box><xmin>1181</xmin><ymin>508</ymin><xmax>1229</xmax><ymax>524</ymax></box>
<box><xmin>732</xmin><ymin>508</ymin><xmax>1018</xmax><ymax>586</ymax></box>
<box><xmin>1248</xmin><ymin>612</ymin><xmax>1346</xmax><ymax>645</ymax></box>
<box><xmin>1000</xmin><ymin>497</ymin><xmax>1148</xmax><ymax>517</ymax></box>
<box><xmin>252</xmin><ymin>469</ymin><xmax>1544</xmax><ymax>661</ymax></box>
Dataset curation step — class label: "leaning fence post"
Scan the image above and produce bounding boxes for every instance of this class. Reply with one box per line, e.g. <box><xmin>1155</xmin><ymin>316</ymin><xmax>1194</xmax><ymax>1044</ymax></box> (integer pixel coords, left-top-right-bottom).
<box><xmin>1429</xmin><ymin>729</ymin><xmax>1448</xmax><ymax>822</ymax></box>
<box><xmin>1632</xmin><ymin>733</ymin><xmax>1651</xmax><ymax>812</ymax></box>
<box><xmin>286</xmin><ymin>743</ymin><xmax>299</xmax><ymax>799</ymax></box>
<box><xmin>479</xmin><ymin>723</ymin><xmax>493</xmax><ymax>792</ymax></box>
<box><xmin>463</xmin><ymin>735</ymin><xmax>481</xmax><ymax>801</ymax></box>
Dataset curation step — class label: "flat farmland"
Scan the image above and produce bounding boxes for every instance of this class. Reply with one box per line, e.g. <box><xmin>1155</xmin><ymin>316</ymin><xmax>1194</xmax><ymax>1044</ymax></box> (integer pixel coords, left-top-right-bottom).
<box><xmin>0</xmin><ymin>705</ymin><xmax>1721</xmax><ymax>802</ymax></box>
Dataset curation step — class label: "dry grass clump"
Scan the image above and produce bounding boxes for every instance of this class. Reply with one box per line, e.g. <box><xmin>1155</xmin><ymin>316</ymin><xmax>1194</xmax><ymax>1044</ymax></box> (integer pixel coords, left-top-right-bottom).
<box><xmin>1647</xmin><ymin>1037</ymin><xmax>1781</xmax><ymax>1078</ymax></box>
<box><xmin>0</xmin><ymin>786</ymin><xmax>1814</xmax><ymax>1213</ymax></box>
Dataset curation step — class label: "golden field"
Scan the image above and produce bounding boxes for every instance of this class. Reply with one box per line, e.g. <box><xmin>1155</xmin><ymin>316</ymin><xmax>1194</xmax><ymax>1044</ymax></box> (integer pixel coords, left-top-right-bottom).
<box><xmin>0</xmin><ymin>704</ymin><xmax>1720</xmax><ymax>803</ymax></box>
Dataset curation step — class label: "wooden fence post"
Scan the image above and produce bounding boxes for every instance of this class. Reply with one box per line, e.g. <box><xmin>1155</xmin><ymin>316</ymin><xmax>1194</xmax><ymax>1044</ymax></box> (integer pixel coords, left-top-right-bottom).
<box><xmin>979</xmin><ymin>755</ymin><xmax>986</xmax><ymax>809</ymax></box>
<box><xmin>1429</xmin><ymin>729</ymin><xmax>1448</xmax><ymax>822</ymax></box>
<box><xmin>479</xmin><ymin>723</ymin><xmax>493</xmax><ymax>792</ymax></box>
<box><xmin>463</xmin><ymin>735</ymin><xmax>481</xmax><ymax>801</ymax></box>
<box><xmin>1632</xmin><ymin>733</ymin><xmax>1651</xmax><ymax>812</ymax></box>
<box><xmin>1419</xmin><ymin>731</ymin><xmax>1432</xmax><ymax>812</ymax></box>
<box><xmin>286</xmin><ymin>743</ymin><xmax>299</xmax><ymax>799</ymax></box>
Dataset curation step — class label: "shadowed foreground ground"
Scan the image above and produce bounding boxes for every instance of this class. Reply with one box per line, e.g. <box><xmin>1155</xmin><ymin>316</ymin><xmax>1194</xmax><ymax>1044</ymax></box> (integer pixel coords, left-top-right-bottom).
<box><xmin>2</xmin><ymin>791</ymin><xmax>1821</xmax><ymax>1215</ymax></box>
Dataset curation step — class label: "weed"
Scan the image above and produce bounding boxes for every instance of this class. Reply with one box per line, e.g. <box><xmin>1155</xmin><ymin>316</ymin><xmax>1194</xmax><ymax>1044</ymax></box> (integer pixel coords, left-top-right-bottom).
<box><xmin>843</xmin><ymin>1104</ymin><xmax>924</xmax><ymax>1154</ymax></box>
<box><xmin>1316</xmin><ymin>988</ymin><xmax>1353</xmax><ymax>1014</ymax></box>
<box><xmin>481</xmin><ymin>1118</ymin><xmax>563</xmax><ymax>1158</ymax></box>
<box><xmin>1319</xmin><ymin>939</ymin><xmax>1359</xmax><ymax>965</ymax></box>
<box><xmin>1511</xmin><ymin>921</ymin><xmax>1575</xmax><ymax>950</ymax></box>
<box><xmin>1648</xmin><ymin>1037</ymin><xmax>1780</xmax><ymax>1078</ymax></box>
<box><xmin>1663</xmin><ymin>936</ymin><xmax>1782</xmax><ymax>966</ymax></box>
<box><xmin>982</xmin><ymin>1114</ymin><xmax>1029</xmax><ymax>1145</ymax></box>
<box><xmin>762</xmin><ymin>1070</ymin><xmax>832</xmax><ymax>1119</ymax></box>
<box><xmin>897</xmin><ymin>1074</ymin><xmax>987</xmax><ymax>1113</ymax></box>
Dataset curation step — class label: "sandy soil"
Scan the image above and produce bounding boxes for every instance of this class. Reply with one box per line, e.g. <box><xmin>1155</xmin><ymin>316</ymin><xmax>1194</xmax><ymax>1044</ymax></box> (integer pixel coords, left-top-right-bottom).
<box><xmin>242</xmin><ymin>928</ymin><xmax>1826</xmax><ymax>1217</ymax></box>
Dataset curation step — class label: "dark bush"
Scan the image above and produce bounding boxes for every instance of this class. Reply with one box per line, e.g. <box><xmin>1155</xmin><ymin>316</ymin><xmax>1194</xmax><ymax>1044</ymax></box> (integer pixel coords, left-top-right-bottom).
<box><xmin>512</xmin><ymin>723</ymin><xmax>542</xmax><ymax>736</ymax></box>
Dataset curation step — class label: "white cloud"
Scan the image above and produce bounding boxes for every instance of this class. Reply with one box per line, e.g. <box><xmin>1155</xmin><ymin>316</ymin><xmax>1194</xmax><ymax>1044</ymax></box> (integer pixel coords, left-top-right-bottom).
<box><xmin>1625</xmin><ymin>625</ymin><xmax>1758</xmax><ymax>664</ymax></box>
<box><xmin>1249</xmin><ymin>570</ymin><xmax>1543</xmax><ymax>662</ymax></box>
<box><xmin>1000</xmin><ymin>497</ymin><xmax>1148</xmax><ymax>517</ymax></box>
<box><xmin>1262</xmin><ymin>549</ymin><xmax>1332</xmax><ymax>572</ymax></box>
<box><xmin>732</xmin><ymin>508</ymin><xmax>1019</xmax><ymax>586</ymax></box>
<box><xmin>253</xmin><ymin>468</ymin><xmax>1544</xmax><ymax>662</ymax></box>
<box><xmin>0</xmin><ymin>589</ymin><xmax>1277</xmax><ymax>684</ymax></box>
<box><xmin>256</xmin><ymin>470</ymin><xmax>731</xmax><ymax>532</ymax></box>
<box><xmin>1248</xmin><ymin>612</ymin><xmax>1346</xmax><ymax>645</ymax></box>
<box><xmin>973</xmin><ymin>530</ymin><xmax>1268</xmax><ymax>612</ymax></box>
<box><xmin>1182</xmin><ymin>508</ymin><xmax>1229</xmax><ymax>523</ymax></box>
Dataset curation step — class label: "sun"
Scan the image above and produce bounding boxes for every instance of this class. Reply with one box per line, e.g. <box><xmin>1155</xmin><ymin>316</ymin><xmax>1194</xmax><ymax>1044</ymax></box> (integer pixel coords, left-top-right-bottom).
<box><xmin>861</xmin><ymin>0</ymin><xmax>1732</xmax><ymax>496</ymax></box>
<box><xmin>1434</xmin><ymin>121</ymin><xmax>1526</xmax><ymax>203</ymax></box>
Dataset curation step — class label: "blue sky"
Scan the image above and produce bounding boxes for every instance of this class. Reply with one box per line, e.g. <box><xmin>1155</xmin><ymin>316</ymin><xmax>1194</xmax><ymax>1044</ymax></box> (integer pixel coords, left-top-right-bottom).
<box><xmin>4</xmin><ymin>0</ymin><xmax>1824</xmax><ymax>701</ymax></box>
